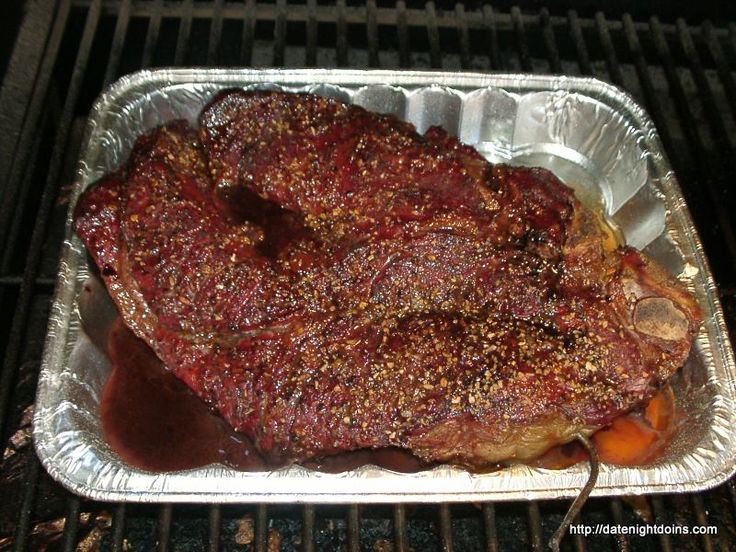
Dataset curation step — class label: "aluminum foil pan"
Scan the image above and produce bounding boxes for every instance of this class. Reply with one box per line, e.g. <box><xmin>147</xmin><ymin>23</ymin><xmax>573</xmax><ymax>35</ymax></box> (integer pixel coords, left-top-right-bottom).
<box><xmin>33</xmin><ymin>69</ymin><xmax>736</xmax><ymax>503</ymax></box>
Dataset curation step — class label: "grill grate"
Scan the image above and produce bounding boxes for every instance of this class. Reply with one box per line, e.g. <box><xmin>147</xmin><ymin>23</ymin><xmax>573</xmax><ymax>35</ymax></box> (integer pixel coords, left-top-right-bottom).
<box><xmin>1</xmin><ymin>1</ymin><xmax>736</xmax><ymax>550</ymax></box>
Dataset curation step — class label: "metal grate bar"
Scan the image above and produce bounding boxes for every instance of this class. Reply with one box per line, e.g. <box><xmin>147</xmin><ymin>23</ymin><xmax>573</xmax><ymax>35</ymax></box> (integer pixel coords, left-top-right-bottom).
<box><xmin>691</xmin><ymin>494</ymin><xmax>716</xmax><ymax>552</ymax></box>
<box><xmin>366</xmin><ymin>0</ymin><xmax>379</xmax><ymax>67</ymax></box>
<box><xmin>156</xmin><ymin>504</ymin><xmax>173</xmax><ymax>552</ymax></box>
<box><xmin>0</xmin><ymin>0</ymin><xmax>70</xmax><ymax>254</ymax></box>
<box><xmin>0</xmin><ymin>0</ymin><xmax>57</xmax><ymax>186</ymax></box>
<box><xmin>595</xmin><ymin>12</ymin><xmax>625</xmax><ymax>86</ymax></box>
<box><xmin>702</xmin><ymin>20</ymin><xmax>736</xmax><ymax>118</ymax></box>
<box><xmin>609</xmin><ymin>498</ymin><xmax>630</xmax><ymax>551</ymax></box>
<box><xmin>1</xmin><ymin>106</ymin><xmax>50</xmax><ymax>272</ymax></box>
<box><xmin>0</xmin><ymin>275</ymin><xmax>55</xmax><ymax>287</ymax></box>
<box><xmin>482</xmin><ymin>503</ymin><xmax>498</xmax><ymax>552</ymax></box>
<box><xmin>255</xmin><ymin>504</ymin><xmax>268</xmax><ymax>552</ymax></box>
<box><xmin>272</xmin><ymin>0</ymin><xmax>286</xmax><ymax>67</ymax></box>
<box><xmin>649</xmin><ymin>496</ymin><xmax>674</xmax><ymax>551</ymax></box>
<box><xmin>305</xmin><ymin>0</ymin><xmax>317</xmax><ymax>66</ymax></box>
<box><xmin>439</xmin><ymin>504</ymin><xmax>454</xmax><ymax>552</ymax></box>
<box><xmin>396</xmin><ymin>0</ymin><xmax>410</xmax><ymax>68</ymax></box>
<box><xmin>649</xmin><ymin>16</ymin><xmax>736</xmax><ymax>271</ymax></box>
<box><xmin>678</xmin><ymin>19</ymin><xmax>736</xmax><ymax>162</ymax></box>
<box><xmin>111</xmin><ymin>504</ymin><xmax>126</xmax><ymax>552</ymax></box>
<box><xmin>240</xmin><ymin>0</ymin><xmax>255</xmax><ymax>66</ymax></box>
<box><xmin>526</xmin><ymin>502</ymin><xmax>543</xmax><ymax>551</ymax></box>
<box><xmin>207</xmin><ymin>0</ymin><xmax>224</xmax><ymax>65</ymax></box>
<box><xmin>140</xmin><ymin>0</ymin><xmax>163</xmax><ymax>68</ymax></box>
<box><xmin>393</xmin><ymin>504</ymin><xmax>408</xmax><ymax>552</ymax></box>
<box><xmin>74</xmin><ymin>0</ymin><xmax>705</xmax><ymax>36</ymax></box>
<box><xmin>347</xmin><ymin>505</ymin><xmax>360</xmax><ymax>552</ymax></box>
<box><xmin>302</xmin><ymin>504</ymin><xmax>315</xmax><ymax>552</ymax></box>
<box><xmin>511</xmin><ymin>6</ymin><xmax>532</xmax><ymax>71</ymax></box>
<box><xmin>208</xmin><ymin>505</ymin><xmax>221</xmax><ymax>552</ymax></box>
<box><xmin>568</xmin><ymin>10</ymin><xmax>592</xmax><ymax>74</ymax></box>
<box><xmin>102</xmin><ymin>0</ymin><xmax>132</xmax><ymax>87</ymax></box>
<box><xmin>0</xmin><ymin>0</ymin><xmax>98</xmax><ymax>448</ymax></box>
<box><xmin>621</xmin><ymin>15</ymin><xmax>679</xmax><ymax>160</ymax></box>
<box><xmin>482</xmin><ymin>5</ymin><xmax>501</xmax><ymax>70</ymax></box>
<box><xmin>540</xmin><ymin>8</ymin><xmax>562</xmax><ymax>72</ymax></box>
<box><xmin>173</xmin><ymin>0</ymin><xmax>193</xmax><ymax>65</ymax></box>
<box><xmin>455</xmin><ymin>3</ymin><xmax>471</xmax><ymax>69</ymax></box>
<box><xmin>10</xmin><ymin>456</ymin><xmax>40</xmax><ymax>552</ymax></box>
<box><xmin>60</xmin><ymin>497</ymin><xmax>82</xmax><ymax>552</ymax></box>
<box><xmin>335</xmin><ymin>0</ymin><xmax>347</xmax><ymax>67</ymax></box>
<box><xmin>729</xmin><ymin>22</ymin><xmax>736</xmax><ymax>57</ymax></box>
<box><xmin>425</xmin><ymin>2</ymin><xmax>441</xmax><ymax>69</ymax></box>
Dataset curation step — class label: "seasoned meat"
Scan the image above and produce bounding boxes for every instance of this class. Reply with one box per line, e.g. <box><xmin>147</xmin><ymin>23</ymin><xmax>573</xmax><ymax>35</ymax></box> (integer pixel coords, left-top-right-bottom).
<box><xmin>74</xmin><ymin>91</ymin><xmax>702</xmax><ymax>468</ymax></box>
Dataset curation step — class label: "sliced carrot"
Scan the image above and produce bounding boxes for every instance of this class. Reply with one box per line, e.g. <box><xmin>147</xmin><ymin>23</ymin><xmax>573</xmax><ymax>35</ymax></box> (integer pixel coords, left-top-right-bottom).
<box><xmin>592</xmin><ymin>417</ymin><xmax>658</xmax><ymax>465</ymax></box>
<box><xmin>643</xmin><ymin>386</ymin><xmax>675</xmax><ymax>432</ymax></box>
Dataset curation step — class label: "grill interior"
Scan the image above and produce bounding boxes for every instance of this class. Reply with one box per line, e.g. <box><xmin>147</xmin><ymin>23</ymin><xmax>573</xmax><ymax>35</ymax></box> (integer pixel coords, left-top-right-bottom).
<box><xmin>1</xmin><ymin>1</ymin><xmax>736</xmax><ymax>550</ymax></box>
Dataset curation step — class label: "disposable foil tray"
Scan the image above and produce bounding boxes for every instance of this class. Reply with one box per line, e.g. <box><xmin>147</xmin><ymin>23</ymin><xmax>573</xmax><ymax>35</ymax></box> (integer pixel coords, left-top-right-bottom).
<box><xmin>33</xmin><ymin>69</ymin><xmax>736</xmax><ymax>502</ymax></box>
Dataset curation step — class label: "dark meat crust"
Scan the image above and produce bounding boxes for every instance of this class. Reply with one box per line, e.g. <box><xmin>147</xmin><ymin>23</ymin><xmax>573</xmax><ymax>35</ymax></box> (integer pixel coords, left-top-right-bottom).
<box><xmin>74</xmin><ymin>91</ymin><xmax>702</xmax><ymax>467</ymax></box>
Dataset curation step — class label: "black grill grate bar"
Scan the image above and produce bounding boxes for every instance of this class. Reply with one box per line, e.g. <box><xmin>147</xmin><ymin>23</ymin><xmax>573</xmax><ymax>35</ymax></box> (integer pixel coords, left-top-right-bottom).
<box><xmin>396</xmin><ymin>1</ymin><xmax>410</xmax><ymax>69</ymax></box>
<box><xmin>455</xmin><ymin>3</ymin><xmax>471</xmax><ymax>70</ymax></box>
<box><xmin>482</xmin><ymin>503</ymin><xmax>498</xmax><ymax>552</ymax></box>
<box><xmin>511</xmin><ymin>6</ymin><xmax>532</xmax><ymax>71</ymax></box>
<box><xmin>702</xmin><ymin>20</ymin><xmax>736</xmax><ymax>119</ymax></box>
<box><xmin>208</xmin><ymin>505</ymin><xmax>222</xmax><ymax>552</ymax></box>
<box><xmin>71</xmin><ymin>0</ymin><xmax>713</xmax><ymax>39</ymax></box>
<box><xmin>649</xmin><ymin>15</ymin><xmax>736</xmax><ymax>271</ymax></box>
<box><xmin>207</xmin><ymin>0</ymin><xmax>225</xmax><ymax>65</ymax></box>
<box><xmin>691</xmin><ymin>494</ymin><xmax>716</xmax><ymax>552</ymax></box>
<box><xmin>0</xmin><ymin>0</ymin><xmax>70</xmax><ymax>257</ymax></box>
<box><xmin>595</xmin><ymin>12</ymin><xmax>625</xmax><ymax>86</ymax></box>
<box><xmin>439</xmin><ymin>503</ymin><xmax>454</xmax><ymax>551</ymax></box>
<box><xmin>102</xmin><ymin>0</ymin><xmax>132</xmax><ymax>87</ymax></box>
<box><xmin>609</xmin><ymin>498</ymin><xmax>631</xmax><ymax>551</ymax></box>
<box><xmin>60</xmin><ymin>497</ymin><xmax>82</xmax><ymax>552</ymax></box>
<box><xmin>425</xmin><ymin>2</ymin><xmax>441</xmax><ymax>69</ymax></box>
<box><xmin>240</xmin><ymin>0</ymin><xmax>255</xmax><ymax>66</ymax></box>
<box><xmin>729</xmin><ymin>22</ymin><xmax>736</xmax><ymax>56</ymax></box>
<box><xmin>568</xmin><ymin>10</ymin><xmax>592</xmax><ymax>75</ymax></box>
<box><xmin>366</xmin><ymin>0</ymin><xmax>379</xmax><ymax>68</ymax></box>
<box><xmin>305</xmin><ymin>0</ymin><xmax>317</xmax><ymax>67</ymax></box>
<box><xmin>678</xmin><ymin>19</ymin><xmax>736</xmax><ymax>158</ymax></box>
<box><xmin>10</xmin><ymin>455</ymin><xmax>41</xmax><ymax>552</ymax></box>
<box><xmin>256</xmin><ymin>504</ymin><xmax>268</xmax><ymax>552</ymax></box>
<box><xmin>0</xmin><ymin>0</ymin><xmax>56</xmax><ymax>188</ymax></box>
<box><xmin>539</xmin><ymin>8</ymin><xmax>562</xmax><ymax>73</ymax></box>
<box><xmin>526</xmin><ymin>501</ymin><xmax>543</xmax><ymax>551</ymax></box>
<box><xmin>0</xmin><ymin>0</ymin><xmax>99</xmax><ymax>451</ymax></box>
<box><xmin>1</xmin><ymin>106</ymin><xmax>50</xmax><ymax>272</ymax></box>
<box><xmin>156</xmin><ymin>504</ymin><xmax>173</xmax><ymax>552</ymax></box>
<box><xmin>173</xmin><ymin>0</ymin><xmax>193</xmax><ymax>65</ymax></box>
<box><xmin>302</xmin><ymin>504</ymin><xmax>316</xmax><ymax>552</ymax></box>
<box><xmin>335</xmin><ymin>0</ymin><xmax>347</xmax><ymax>67</ymax></box>
<box><xmin>272</xmin><ymin>0</ymin><xmax>287</xmax><ymax>67</ymax></box>
<box><xmin>140</xmin><ymin>0</ymin><xmax>163</xmax><ymax>68</ymax></box>
<box><xmin>620</xmin><ymin>14</ymin><xmax>683</xmax><ymax>176</ymax></box>
<box><xmin>649</xmin><ymin>496</ymin><xmax>674</xmax><ymax>551</ymax></box>
<box><xmin>347</xmin><ymin>504</ymin><xmax>360</xmax><ymax>552</ymax></box>
<box><xmin>482</xmin><ymin>6</ymin><xmax>501</xmax><ymax>70</ymax></box>
<box><xmin>111</xmin><ymin>504</ymin><xmax>126</xmax><ymax>552</ymax></box>
<box><xmin>393</xmin><ymin>503</ymin><xmax>408</xmax><ymax>552</ymax></box>
<box><xmin>0</xmin><ymin>275</ymin><xmax>55</xmax><ymax>287</ymax></box>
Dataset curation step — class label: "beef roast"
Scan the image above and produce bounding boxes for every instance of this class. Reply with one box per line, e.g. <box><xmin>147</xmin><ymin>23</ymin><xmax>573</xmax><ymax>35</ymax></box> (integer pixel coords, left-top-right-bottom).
<box><xmin>74</xmin><ymin>90</ymin><xmax>702</xmax><ymax>468</ymax></box>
